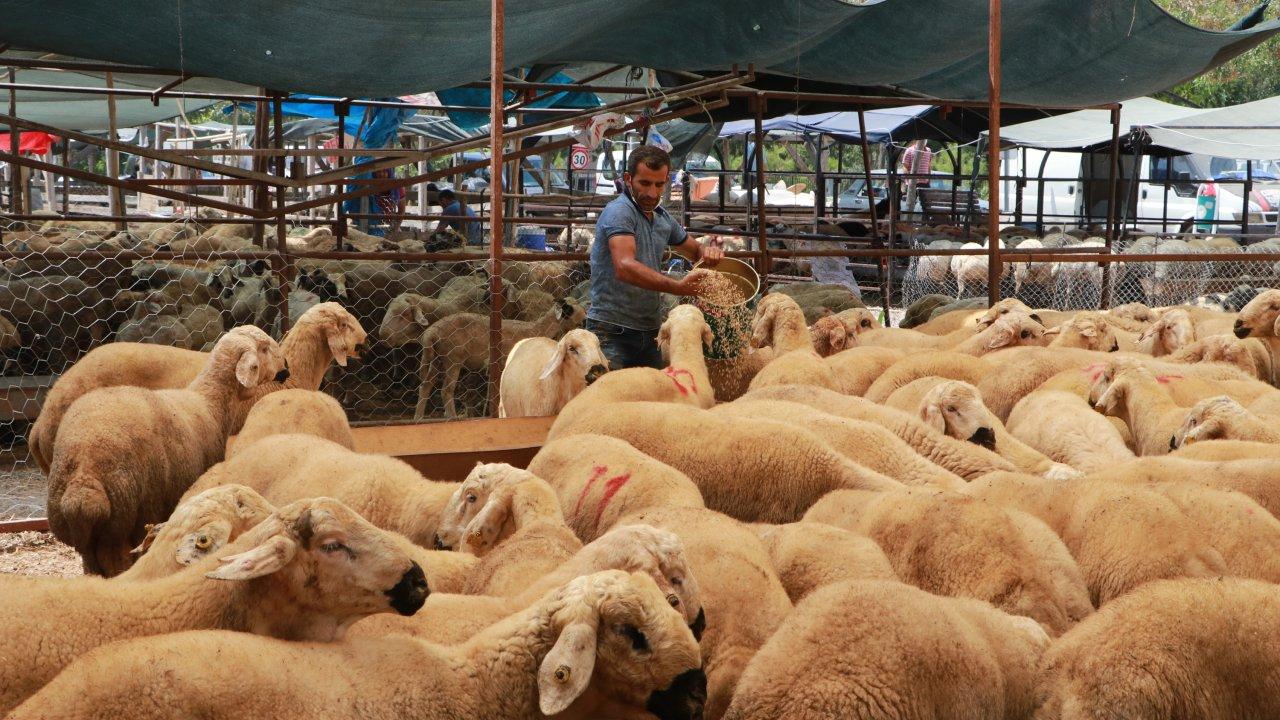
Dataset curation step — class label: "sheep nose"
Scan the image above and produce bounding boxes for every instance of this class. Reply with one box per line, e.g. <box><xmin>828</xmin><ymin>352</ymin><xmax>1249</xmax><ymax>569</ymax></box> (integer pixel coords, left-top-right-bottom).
<box><xmin>273</xmin><ymin>366</ymin><xmax>290</xmax><ymax>383</ymax></box>
<box><xmin>969</xmin><ymin>427</ymin><xmax>997</xmax><ymax>450</ymax></box>
<box><xmin>646</xmin><ymin>667</ymin><xmax>707</xmax><ymax>720</ymax></box>
<box><xmin>1233</xmin><ymin>320</ymin><xmax>1251</xmax><ymax>339</ymax></box>
<box><xmin>585</xmin><ymin>364</ymin><xmax>608</xmax><ymax>384</ymax></box>
<box><xmin>353</xmin><ymin>341</ymin><xmax>367</xmax><ymax>357</ymax></box>
<box><xmin>689</xmin><ymin>607</ymin><xmax>706</xmax><ymax>642</ymax></box>
<box><xmin>386</xmin><ymin>562</ymin><xmax>429</xmax><ymax>616</ymax></box>
<box><xmin>1170</xmin><ymin>435</ymin><xmax>1179</xmax><ymax>451</ymax></box>
<box><xmin>432</xmin><ymin>534</ymin><xmax>448</xmax><ymax>550</ymax></box>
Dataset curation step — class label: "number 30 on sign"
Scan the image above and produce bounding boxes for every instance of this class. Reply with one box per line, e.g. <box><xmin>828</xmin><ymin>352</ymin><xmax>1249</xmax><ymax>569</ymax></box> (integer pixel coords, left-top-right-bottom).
<box><xmin>569</xmin><ymin>144</ymin><xmax>590</xmax><ymax>171</ymax></box>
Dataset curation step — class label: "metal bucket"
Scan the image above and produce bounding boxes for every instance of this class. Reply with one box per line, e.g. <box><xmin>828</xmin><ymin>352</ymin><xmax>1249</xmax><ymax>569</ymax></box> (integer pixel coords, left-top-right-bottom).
<box><xmin>687</xmin><ymin>257</ymin><xmax>761</xmax><ymax>360</ymax></box>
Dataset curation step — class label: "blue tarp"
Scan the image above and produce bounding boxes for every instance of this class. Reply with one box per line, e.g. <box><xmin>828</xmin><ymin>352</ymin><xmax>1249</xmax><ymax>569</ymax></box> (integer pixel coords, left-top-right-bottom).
<box><xmin>436</xmin><ymin>72</ymin><xmax>602</xmax><ymax>129</ymax></box>
<box><xmin>230</xmin><ymin>94</ymin><xmax>416</xmax><ymax>149</ymax></box>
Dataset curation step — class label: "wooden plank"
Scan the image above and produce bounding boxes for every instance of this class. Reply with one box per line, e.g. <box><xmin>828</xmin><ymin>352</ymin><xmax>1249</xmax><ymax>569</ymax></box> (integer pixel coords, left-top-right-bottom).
<box><xmin>0</xmin><ymin>518</ymin><xmax>49</xmax><ymax>533</ymax></box>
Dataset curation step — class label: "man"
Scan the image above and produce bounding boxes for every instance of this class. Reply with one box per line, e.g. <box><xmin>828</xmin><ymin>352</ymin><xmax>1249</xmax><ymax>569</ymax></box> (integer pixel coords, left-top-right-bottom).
<box><xmin>901</xmin><ymin>139</ymin><xmax>933</xmax><ymax>217</ymax></box>
<box><xmin>437</xmin><ymin>188</ymin><xmax>483</xmax><ymax>246</ymax></box>
<box><xmin>588</xmin><ymin>145</ymin><xmax>724</xmax><ymax>370</ymax></box>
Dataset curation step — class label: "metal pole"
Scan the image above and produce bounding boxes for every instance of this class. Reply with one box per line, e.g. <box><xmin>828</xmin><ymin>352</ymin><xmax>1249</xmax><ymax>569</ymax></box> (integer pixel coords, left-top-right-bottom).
<box><xmin>7</xmin><ymin>68</ymin><xmax>18</xmax><ymax>215</ymax></box>
<box><xmin>61</xmin><ymin>137</ymin><xmax>69</xmax><ymax>214</ymax></box>
<box><xmin>985</xmin><ymin>0</ymin><xmax>1003</xmax><ymax>305</ymax></box>
<box><xmin>753</xmin><ymin>93</ymin><xmax>769</xmax><ymax>278</ymax></box>
<box><xmin>487</xmin><ymin>0</ymin><xmax>506</xmax><ymax>417</ymax></box>
<box><xmin>856</xmin><ymin>110</ymin><xmax>888</xmax><ymax>324</ymax></box>
<box><xmin>1101</xmin><ymin>107</ymin><xmax>1121</xmax><ymax>309</ymax></box>
<box><xmin>1162</xmin><ymin>157</ymin><xmax>1171</xmax><ymax>234</ymax></box>
<box><xmin>272</xmin><ymin>94</ymin><xmax>290</xmax><ymax>334</ymax></box>
<box><xmin>1035</xmin><ymin>150</ymin><xmax>1050</xmax><ymax>233</ymax></box>
<box><xmin>252</xmin><ymin>97</ymin><xmax>267</xmax><ymax>246</ymax></box>
<box><xmin>1014</xmin><ymin>146</ymin><xmax>1025</xmax><ymax>227</ymax></box>
<box><xmin>105</xmin><ymin>73</ymin><xmax>126</xmax><ymax>230</ymax></box>
<box><xmin>1243</xmin><ymin>160</ymin><xmax>1253</xmax><ymax>236</ymax></box>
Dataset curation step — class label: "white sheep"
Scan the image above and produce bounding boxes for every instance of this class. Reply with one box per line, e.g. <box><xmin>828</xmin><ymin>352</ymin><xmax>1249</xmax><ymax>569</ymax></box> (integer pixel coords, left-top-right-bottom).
<box><xmin>228</xmin><ymin>388</ymin><xmax>354</xmax><ymax>456</ymax></box>
<box><xmin>47</xmin><ymin>326</ymin><xmax>288</xmax><ymax>576</ymax></box>
<box><xmin>11</xmin><ymin>570</ymin><xmax>703</xmax><ymax>720</ymax></box>
<box><xmin>746</xmin><ymin>293</ymin><xmax>841</xmax><ymax>392</ymax></box>
<box><xmin>751</xmin><ymin>522</ymin><xmax>896</xmax><ymax>602</ymax></box>
<box><xmin>498</xmin><ymin>329</ymin><xmax>609</xmax><ymax>417</ymax></box>
<box><xmin>1173</xmin><ymin>395</ymin><xmax>1280</xmax><ymax>448</ymax></box>
<box><xmin>0</xmin><ymin>497</ymin><xmax>428</xmax><ymax>713</ymax></box>
<box><xmin>1006</xmin><ymin>389</ymin><xmax>1135</xmax><ymax>474</ymax></box>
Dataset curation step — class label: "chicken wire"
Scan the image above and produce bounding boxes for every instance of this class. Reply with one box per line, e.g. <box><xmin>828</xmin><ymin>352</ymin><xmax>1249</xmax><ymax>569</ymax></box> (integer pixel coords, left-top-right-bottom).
<box><xmin>0</xmin><ymin>216</ymin><xmax>589</xmax><ymax>519</ymax></box>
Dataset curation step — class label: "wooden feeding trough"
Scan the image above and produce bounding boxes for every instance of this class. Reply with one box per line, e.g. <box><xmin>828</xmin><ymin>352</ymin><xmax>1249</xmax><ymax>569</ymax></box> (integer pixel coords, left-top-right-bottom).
<box><xmin>349</xmin><ymin>416</ymin><xmax>554</xmax><ymax>481</ymax></box>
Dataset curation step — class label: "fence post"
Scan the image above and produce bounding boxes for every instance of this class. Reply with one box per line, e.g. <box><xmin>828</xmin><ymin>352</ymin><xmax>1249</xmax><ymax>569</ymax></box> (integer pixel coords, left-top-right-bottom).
<box><xmin>1101</xmin><ymin>107</ymin><xmax>1121</xmax><ymax>309</ymax></box>
<box><xmin>753</xmin><ymin>93</ymin><xmax>769</xmax><ymax>278</ymax></box>
<box><xmin>487</xmin><ymin>0</ymin><xmax>507</xmax><ymax>417</ymax></box>
<box><xmin>986</xmin><ymin>0</ymin><xmax>1004</xmax><ymax>306</ymax></box>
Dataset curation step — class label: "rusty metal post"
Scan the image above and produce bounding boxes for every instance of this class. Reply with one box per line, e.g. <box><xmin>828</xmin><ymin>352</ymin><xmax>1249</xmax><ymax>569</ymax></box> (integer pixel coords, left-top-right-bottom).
<box><xmin>1101</xmin><ymin>106</ymin><xmax>1121</xmax><ymax>309</ymax></box>
<box><xmin>7</xmin><ymin>67</ymin><xmax>18</xmax><ymax>215</ymax></box>
<box><xmin>985</xmin><ymin>0</ymin><xmax>1003</xmax><ymax>305</ymax></box>
<box><xmin>487</xmin><ymin>0</ymin><xmax>507</xmax><ymax>416</ymax></box>
<box><xmin>105</xmin><ymin>73</ymin><xmax>126</xmax><ymax>230</ymax></box>
<box><xmin>1243</xmin><ymin>160</ymin><xmax>1253</xmax><ymax>236</ymax></box>
<box><xmin>752</xmin><ymin>93</ymin><xmax>769</xmax><ymax>278</ymax></box>
<box><xmin>272</xmin><ymin>94</ymin><xmax>291</xmax><ymax>333</ymax></box>
<box><xmin>252</xmin><ymin>97</ymin><xmax>268</xmax><ymax>246</ymax></box>
<box><xmin>61</xmin><ymin>135</ymin><xmax>69</xmax><ymax>214</ymax></box>
<box><xmin>856</xmin><ymin>109</ymin><xmax>890</xmax><ymax>324</ymax></box>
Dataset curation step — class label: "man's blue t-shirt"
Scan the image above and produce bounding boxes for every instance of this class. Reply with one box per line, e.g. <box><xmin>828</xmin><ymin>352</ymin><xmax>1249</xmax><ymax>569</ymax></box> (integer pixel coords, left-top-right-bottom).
<box><xmin>442</xmin><ymin>200</ymin><xmax>483</xmax><ymax>246</ymax></box>
<box><xmin>589</xmin><ymin>193</ymin><xmax>687</xmax><ymax>331</ymax></box>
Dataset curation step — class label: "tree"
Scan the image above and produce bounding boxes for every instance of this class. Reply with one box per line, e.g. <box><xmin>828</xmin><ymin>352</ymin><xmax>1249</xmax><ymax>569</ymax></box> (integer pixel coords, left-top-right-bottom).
<box><xmin>1153</xmin><ymin>0</ymin><xmax>1280</xmax><ymax>106</ymax></box>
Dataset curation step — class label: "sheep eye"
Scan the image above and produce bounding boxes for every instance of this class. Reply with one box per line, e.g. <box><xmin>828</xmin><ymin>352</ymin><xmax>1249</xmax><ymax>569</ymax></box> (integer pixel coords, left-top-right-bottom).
<box><xmin>861</xmin><ymin>320</ymin><xmax>871</xmax><ymax>328</ymax></box>
<box><xmin>1021</xmin><ymin>330</ymin><xmax>1031</xmax><ymax>339</ymax></box>
<box><xmin>466</xmin><ymin>494</ymin><xmax>477</xmax><ymax>503</ymax></box>
<box><xmin>569</xmin><ymin>346</ymin><xmax>579</xmax><ymax>354</ymax></box>
<box><xmin>671</xmin><ymin>576</ymin><xmax>683</xmax><ymax>587</ymax></box>
<box><xmin>194</xmin><ymin>535</ymin><xmax>212</xmax><ymax>550</ymax></box>
<box><xmin>320</xmin><ymin>541</ymin><xmax>348</xmax><ymax>554</ymax></box>
<box><xmin>619</xmin><ymin>624</ymin><xmax>650</xmax><ymax>653</ymax></box>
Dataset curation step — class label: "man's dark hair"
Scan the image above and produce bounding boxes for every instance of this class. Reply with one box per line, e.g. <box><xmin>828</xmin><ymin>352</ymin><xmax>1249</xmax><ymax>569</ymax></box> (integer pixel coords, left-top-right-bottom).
<box><xmin>438</xmin><ymin>188</ymin><xmax>456</xmax><ymax>201</ymax></box>
<box><xmin>627</xmin><ymin>145</ymin><xmax>672</xmax><ymax>176</ymax></box>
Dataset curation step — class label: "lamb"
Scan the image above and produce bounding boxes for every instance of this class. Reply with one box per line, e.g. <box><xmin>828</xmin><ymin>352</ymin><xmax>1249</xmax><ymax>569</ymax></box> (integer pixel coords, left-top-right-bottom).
<box><xmin>803</xmin><ymin>487</ymin><xmax>1079</xmax><ymax>635</ymax></box>
<box><xmin>1172</xmin><ymin>438</ymin><xmax>1280</xmax><ymax>461</ymax></box>
<box><xmin>712</xmin><ymin>398</ymin><xmax>964</xmax><ymax>489</ymax></box>
<box><xmin>1089</xmin><ymin>358</ymin><xmax>1190</xmax><ymax>455</ymax></box>
<box><xmin>964</xmin><ymin>472</ymin><xmax>1226</xmax><ymax>606</ymax></box>
<box><xmin>1233</xmin><ymin>287</ymin><xmax>1280</xmax><ymax>338</ymax></box>
<box><xmin>832</xmin><ymin>306</ymin><xmax>881</xmax><ymax>337</ymax></box>
<box><xmin>377</xmin><ymin>290</ymin><xmax>485</xmax><ymax>347</ymax></box>
<box><xmin>1034</xmin><ymin>578</ymin><xmax>1280</xmax><ymax>720</ymax></box>
<box><xmin>0</xmin><ymin>497</ymin><xmax>428</xmax><ymax>713</ymax></box>
<box><xmin>498</xmin><ymin>329</ymin><xmax>609</xmax><ymax>417</ymax></box>
<box><xmin>1168</xmin><ymin>334</ymin><xmax>1276</xmax><ymax>385</ymax></box>
<box><xmin>1147</xmin><ymin>481</ymin><xmax>1280</xmax><ymax>583</ymax></box>
<box><xmin>1088</xmin><ymin>456</ymin><xmax>1280</xmax><ymax>519</ymax></box>
<box><xmin>9</xmin><ymin>570</ymin><xmax>703</xmax><ymax>720</ymax></box>
<box><xmin>117</xmin><ymin>484</ymin><xmax>276</xmax><ymax>581</ymax></box>
<box><xmin>724</xmin><ymin>580</ymin><xmax>1050</xmax><ymax>720</ymax></box>
<box><xmin>822</xmin><ymin>345</ymin><xmax>906</xmax><ymax>396</ymax></box>
<box><xmin>47</xmin><ymin>326</ymin><xmax>289</xmax><ymax>576</ymax></box>
<box><xmin>806</xmin><ymin>314</ymin><xmax>850</xmax><ymax>357</ymax></box>
<box><xmin>186</xmin><ymin>434</ymin><xmax>460</xmax><ymax>549</ymax></box>
<box><xmin>549</xmin><ymin>401</ymin><xmax>900</xmax><ymax>524</ymax></box>
<box><xmin>751</xmin><ymin>522</ymin><xmax>896</xmax><ymax>602</ymax></box>
<box><xmin>228</xmin><ymin>389</ymin><xmax>354</xmax><ymax>456</ymax></box>
<box><xmin>527</xmin><ymin>434</ymin><xmax>706</xmax><ymax>542</ymax></box>
<box><xmin>415</xmin><ymin>298</ymin><xmax>586</xmax><ymax>419</ymax></box>
<box><xmin>891</xmin><ymin>378</ymin><xmax>1081</xmax><ymax>479</ymax></box>
<box><xmin>1173</xmin><ymin>395</ymin><xmax>1280</xmax><ymax>448</ymax></box>
<box><xmin>550</xmin><ymin>304</ymin><xmax>715</xmax><ymax>436</ymax></box>
<box><xmin>1044</xmin><ymin>311</ymin><xmax>1127</xmax><ymax>352</ymax></box>
<box><xmin>746</xmin><ymin>294</ymin><xmax>840</xmax><ymax>392</ymax></box>
<box><xmin>625</xmin><ymin>505</ymin><xmax>793</xmax><ymax>719</ymax></box>
<box><xmin>743</xmin><ymin>384</ymin><xmax>1018</xmax><ymax>480</ymax></box>
<box><xmin>29</xmin><ymin>302</ymin><xmax>367</xmax><ymax>475</ymax></box>
<box><xmin>1136</xmin><ymin>307</ymin><xmax>1197</xmax><ymax>356</ymax></box>
<box><xmin>1006</xmin><ymin>390</ymin><xmax>1135</xmax><ymax>473</ymax></box>
<box><xmin>350</xmin><ymin>522</ymin><xmax>705</xmax><ymax>645</ymax></box>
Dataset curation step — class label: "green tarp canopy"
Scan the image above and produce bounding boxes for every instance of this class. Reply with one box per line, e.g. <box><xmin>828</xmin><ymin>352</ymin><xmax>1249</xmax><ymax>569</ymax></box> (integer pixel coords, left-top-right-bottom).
<box><xmin>1</xmin><ymin>0</ymin><xmax>1277</xmax><ymax>106</ymax></box>
<box><xmin>986</xmin><ymin>97</ymin><xmax>1207</xmax><ymax>152</ymax></box>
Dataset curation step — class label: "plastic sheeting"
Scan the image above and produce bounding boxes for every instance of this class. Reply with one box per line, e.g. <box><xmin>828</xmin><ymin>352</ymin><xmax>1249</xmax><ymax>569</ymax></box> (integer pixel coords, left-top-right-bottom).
<box><xmin>1142</xmin><ymin>96</ymin><xmax>1280</xmax><ymax>161</ymax></box>
<box><xmin>718</xmin><ymin>106</ymin><xmax>973</xmax><ymax>144</ymax></box>
<box><xmin>0</xmin><ymin>66</ymin><xmax>220</xmax><ymax>132</ymax></box>
<box><xmin>2</xmin><ymin>0</ymin><xmax>1277</xmax><ymax>106</ymax></box>
<box><xmin>986</xmin><ymin>97</ymin><xmax>1209</xmax><ymax>152</ymax></box>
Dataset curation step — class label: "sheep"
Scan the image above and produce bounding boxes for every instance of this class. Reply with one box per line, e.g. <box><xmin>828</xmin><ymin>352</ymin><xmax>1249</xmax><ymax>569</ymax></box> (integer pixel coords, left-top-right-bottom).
<box><xmin>1136</xmin><ymin>307</ymin><xmax>1197</xmax><ymax>356</ymax></box>
<box><xmin>746</xmin><ymin>294</ymin><xmax>840</xmax><ymax>392</ymax></box>
<box><xmin>1044</xmin><ymin>311</ymin><xmax>1127</xmax><ymax>352</ymax></box>
<box><xmin>974</xmin><ymin>297</ymin><xmax>1071</xmax><ymax>330</ymax></box>
<box><xmin>1147</xmin><ymin>480</ymin><xmax>1280</xmax><ymax>583</ymax></box>
<box><xmin>1034</xmin><ymin>578</ymin><xmax>1280</xmax><ymax>720</ymax></box>
<box><xmin>951</xmin><ymin>240</ymin><xmax>1006</xmax><ymax>298</ymax></box>
<box><xmin>1006</xmin><ymin>390</ymin><xmax>1135</xmax><ymax>474</ymax></box>
<box><xmin>228</xmin><ymin>389</ymin><xmax>354</xmax><ymax>456</ymax></box>
<box><xmin>1233</xmin><ymin>287</ymin><xmax>1280</xmax><ymax>338</ymax></box>
<box><xmin>549</xmin><ymin>304</ymin><xmax>715</xmax><ymax>436</ymax></box>
<box><xmin>889</xmin><ymin>378</ymin><xmax>1081</xmax><ymax>479</ymax></box>
<box><xmin>822</xmin><ymin>345</ymin><xmax>906</xmax><ymax>396</ymax></box>
<box><xmin>806</xmin><ymin>314</ymin><xmax>849</xmax><ymax>357</ymax></box>
<box><xmin>416</xmin><ymin>298</ymin><xmax>586</xmax><ymax>419</ymax></box>
<box><xmin>751</xmin><ymin>522</ymin><xmax>896</xmax><ymax>602</ymax></box>
<box><xmin>527</xmin><ymin>434</ymin><xmax>706</xmax><ymax>542</ymax></box>
<box><xmin>351</xmin><ymin>523</ymin><xmax>705</xmax><ymax>645</ymax></box>
<box><xmin>965</xmin><ymin>472</ymin><xmax>1226</xmax><ymax>606</ymax></box>
<box><xmin>744</xmin><ymin>384</ymin><xmax>1019</xmax><ymax>480</ymax></box>
<box><xmin>186</xmin><ymin>434</ymin><xmax>461</xmax><ymax>549</ymax></box>
<box><xmin>724</xmin><ymin>580</ymin><xmax>1050</xmax><ymax>720</ymax></box>
<box><xmin>712</xmin><ymin>398</ymin><xmax>964</xmax><ymax>489</ymax></box>
<box><xmin>47</xmin><ymin>326</ymin><xmax>289</xmax><ymax>576</ymax></box>
<box><xmin>1169</xmin><ymin>334</ymin><xmax>1276</xmax><ymax>385</ymax></box>
<box><xmin>1089</xmin><ymin>358</ymin><xmax>1191</xmax><ymax>455</ymax></box>
<box><xmin>626</xmin><ymin>505</ymin><xmax>793</xmax><ymax>719</ymax></box>
<box><xmin>114</xmin><ymin>298</ymin><xmax>191</xmax><ymax>347</ymax></box>
<box><xmin>117</xmin><ymin>484</ymin><xmax>276</xmax><ymax>581</ymax></box>
<box><xmin>28</xmin><ymin>302</ymin><xmax>367</xmax><ymax>475</ymax></box>
<box><xmin>1087</xmin><ymin>456</ymin><xmax>1280</xmax><ymax>519</ymax></box>
<box><xmin>803</xmin><ymin>487</ymin><xmax>1079</xmax><ymax>635</ymax></box>
<box><xmin>0</xmin><ymin>497</ymin><xmax>428</xmax><ymax>713</ymax></box>
<box><xmin>832</xmin><ymin>306</ymin><xmax>881</xmax><ymax>337</ymax></box>
<box><xmin>1172</xmin><ymin>438</ymin><xmax>1280</xmax><ymax>461</ymax></box>
<box><xmin>377</xmin><ymin>290</ymin><xmax>485</xmax><ymax>347</ymax></box>
<box><xmin>863</xmin><ymin>349</ymin><xmax>989</xmax><ymax>402</ymax></box>
<box><xmin>498</xmin><ymin>329</ymin><xmax>609</xmax><ymax>418</ymax></box>
<box><xmin>1013</xmin><ymin>237</ymin><xmax>1055</xmax><ymax>294</ymax></box>
<box><xmin>1173</xmin><ymin>394</ymin><xmax>1280</xmax><ymax>448</ymax></box>
<box><xmin>549</xmin><ymin>401</ymin><xmax>899</xmax><ymax>524</ymax></box>
<box><xmin>899</xmin><ymin>292</ymin><xmax>954</xmax><ymax>329</ymax></box>
<box><xmin>178</xmin><ymin>303</ymin><xmax>226</xmax><ymax>351</ymax></box>
<box><xmin>9</xmin><ymin>570</ymin><xmax>703</xmax><ymax>720</ymax></box>
<box><xmin>705</xmin><ymin>346</ymin><xmax>774</xmax><ymax>402</ymax></box>
<box><xmin>856</xmin><ymin>309</ymin><xmax>1043</xmax><ymax>353</ymax></box>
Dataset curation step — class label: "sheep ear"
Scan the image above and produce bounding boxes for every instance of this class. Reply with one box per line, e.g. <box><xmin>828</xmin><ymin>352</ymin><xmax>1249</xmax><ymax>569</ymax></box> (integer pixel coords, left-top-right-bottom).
<box><xmin>461</xmin><ymin>486</ymin><xmax>513</xmax><ymax>555</ymax></box>
<box><xmin>919</xmin><ymin>402</ymin><xmax>947</xmax><ymax>434</ymax></box>
<box><xmin>235</xmin><ymin>348</ymin><xmax>261</xmax><ymax>388</ymax></box>
<box><xmin>539</xmin><ymin>345</ymin><xmax>567</xmax><ymax>381</ymax></box>
<box><xmin>656</xmin><ymin>324</ymin><xmax>672</xmax><ymax>356</ymax></box>
<box><xmin>702</xmin><ymin>323</ymin><xmax>714</xmax><ymax>353</ymax></box>
<box><xmin>1080</xmin><ymin>325</ymin><xmax>1097</xmax><ymax>338</ymax></box>
<box><xmin>412</xmin><ymin>306</ymin><xmax>431</xmax><ymax>327</ymax></box>
<box><xmin>830</xmin><ymin>326</ymin><xmax>848</xmax><ymax>352</ymax></box>
<box><xmin>1043</xmin><ymin>326</ymin><xmax>1061</xmax><ymax>336</ymax></box>
<box><xmin>985</xmin><ymin>324</ymin><xmax>1015</xmax><ymax>350</ymax></box>
<box><xmin>326</xmin><ymin>325</ymin><xmax>351</xmax><ymax>368</ymax></box>
<box><xmin>130</xmin><ymin>522</ymin><xmax>164</xmax><ymax>556</ymax></box>
<box><xmin>205</xmin><ymin>534</ymin><xmax>297</xmax><ymax>580</ymax></box>
<box><xmin>751</xmin><ymin>304</ymin><xmax>775</xmax><ymax>349</ymax></box>
<box><xmin>1029</xmin><ymin>313</ymin><xmax>1043</xmax><ymax>324</ymax></box>
<box><xmin>539</xmin><ymin>621</ymin><xmax>599</xmax><ymax>716</ymax></box>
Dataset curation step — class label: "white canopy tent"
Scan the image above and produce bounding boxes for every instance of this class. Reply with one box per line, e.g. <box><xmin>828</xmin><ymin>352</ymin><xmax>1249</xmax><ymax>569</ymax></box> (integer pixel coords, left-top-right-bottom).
<box><xmin>1140</xmin><ymin>96</ymin><xmax>1280</xmax><ymax>161</ymax></box>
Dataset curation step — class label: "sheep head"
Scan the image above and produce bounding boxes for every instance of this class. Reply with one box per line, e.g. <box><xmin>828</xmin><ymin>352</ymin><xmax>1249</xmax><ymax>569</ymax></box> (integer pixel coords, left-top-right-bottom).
<box><xmin>808</xmin><ymin>315</ymin><xmax>850</xmax><ymax>358</ymax></box>
<box><xmin>980</xmin><ymin>313</ymin><xmax>1047</xmax><ymax>352</ymax></box>
<box><xmin>131</xmin><ymin>485</ymin><xmax>275</xmax><ymax>571</ymax></box>
<box><xmin>1047</xmin><ymin>313</ymin><xmax>1120</xmax><ymax>352</ymax></box>
<box><xmin>538</xmin><ymin>570</ymin><xmax>704</xmax><ymax>719</ymax></box>
<box><xmin>1088</xmin><ymin>359</ymin><xmax>1149</xmax><ymax>415</ymax></box>
<box><xmin>434</xmin><ymin>462</ymin><xmax>533</xmax><ymax>550</ymax></box>
<box><xmin>211</xmin><ymin>326</ymin><xmax>288</xmax><ymax>392</ymax></box>
<box><xmin>1169</xmin><ymin>335</ymin><xmax>1259</xmax><ymax>378</ymax></box>
<box><xmin>1173</xmin><ymin>396</ymin><xmax>1249</xmax><ymax>448</ymax></box>
<box><xmin>751</xmin><ymin>294</ymin><xmax>806</xmax><ymax>351</ymax></box>
<box><xmin>658</xmin><ymin>305</ymin><xmax>713</xmax><ymax>359</ymax></box>
<box><xmin>206</xmin><ymin>497</ymin><xmax>429</xmax><ymax>634</ymax></box>
<box><xmin>1234</xmin><ymin>288</ymin><xmax>1280</xmax><ymax>338</ymax></box>
<box><xmin>541</xmin><ymin>328</ymin><xmax>610</xmax><ymax>387</ymax></box>
<box><xmin>379</xmin><ymin>293</ymin><xmax>436</xmax><ymax>348</ymax></box>
<box><xmin>975</xmin><ymin>298</ymin><xmax>1033</xmax><ymax>329</ymax></box>
<box><xmin>580</xmin><ymin>524</ymin><xmax>704</xmax><ymax>631</ymax></box>
<box><xmin>1110</xmin><ymin>301</ymin><xmax>1158</xmax><ymax>324</ymax></box>
<box><xmin>918</xmin><ymin>380</ymin><xmax>996</xmax><ymax>450</ymax></box>
<box><xmin>1138</xmin><ymin>309</ymin><xmax>1194</xmax><ymax>357</ymax></box>
<box><xmin>834</xmin><ymin>307</ymin><xmax>881</xmax><ymax>337</ymax></box>
<box><xmin>298</xmin><ymin>302</ymin><xmax>367</xmax><ymax>367</ymax></box>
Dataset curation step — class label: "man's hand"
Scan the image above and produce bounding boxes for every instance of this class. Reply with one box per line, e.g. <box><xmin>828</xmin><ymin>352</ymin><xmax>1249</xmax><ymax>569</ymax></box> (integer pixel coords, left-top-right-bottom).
<box><xmin>674</xmin><ymin>268</ymin><xmax>715</xmax><ymax>297</ymax></box>
<box><xmin>698</xmin><ymin>236</ymin><xmax>725</xmax><ymax>266</ymax></box>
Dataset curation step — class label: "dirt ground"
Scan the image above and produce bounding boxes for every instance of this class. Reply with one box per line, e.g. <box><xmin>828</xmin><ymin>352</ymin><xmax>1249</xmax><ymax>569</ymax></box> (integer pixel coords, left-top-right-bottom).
<box><xmin>0</xmin><ymin>532</ymin><xmax>81</xmax><ymax>577</ymax></box>
<box><xmin>0</xmin><ymin>464</ymin><xmax>47</xmax><ymax>521</ymax></box>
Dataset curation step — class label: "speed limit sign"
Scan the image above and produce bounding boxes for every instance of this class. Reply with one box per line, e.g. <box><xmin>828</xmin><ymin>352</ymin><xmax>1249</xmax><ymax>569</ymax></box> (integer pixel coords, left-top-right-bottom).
<box><xmin>569</xmin><ymin>144</ymin><xmax>590</xmax><ymax>171</ymax></box>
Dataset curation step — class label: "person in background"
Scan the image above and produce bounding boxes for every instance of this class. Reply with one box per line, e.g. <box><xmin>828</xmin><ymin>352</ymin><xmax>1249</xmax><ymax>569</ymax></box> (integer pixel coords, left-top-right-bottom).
<box><xmin>589</xmin><ymin>145</ymin><xmax>724</xmax><ymax>370</ymax></box>
<box><xmin>901</xmin><ymin>139</ymin><xmax>933</xmax><ymax>218</ymax></box>
<box><xmin>437</xmin><ymin>188</ymin><xmax>483</xmax><ymax>246</ymax></box>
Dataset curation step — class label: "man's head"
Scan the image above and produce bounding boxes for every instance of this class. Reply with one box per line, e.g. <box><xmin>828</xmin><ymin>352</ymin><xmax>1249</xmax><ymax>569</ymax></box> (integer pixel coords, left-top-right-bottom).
<box><xmin>624</xmin><ymin>145</ymin><xmax>672</xmax><ymax>213</ymax></box>
<box><xmin>438</xmin><ymin>188</ymin><xmax>457</xmax><ymax>204</ymax></box>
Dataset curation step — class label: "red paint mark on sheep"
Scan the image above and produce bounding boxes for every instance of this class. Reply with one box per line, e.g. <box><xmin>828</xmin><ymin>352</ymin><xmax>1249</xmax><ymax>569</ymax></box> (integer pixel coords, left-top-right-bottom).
<box><xmin>1083</xmin><ymin>363</ymin><xmax>1107</xmax><ymax>383</ymax></box>
<box><xmin>574</xmin><ymin>465</ymin><xmax>609</xmax><ymax>520</ymax></box>
<box><xmin>594</xmin><ymin>472</ymin><xmax>632</xmax><ymax>528</ymax></box>
<box><xmin>664</xmin><ymin>367</ymin><xmax>698</xmax><ymax>397</ymax></box>
<box><xmin>1155</xmin><ymin>375</ymin><xmax>1184</xmax><ymax>384</ymax></box>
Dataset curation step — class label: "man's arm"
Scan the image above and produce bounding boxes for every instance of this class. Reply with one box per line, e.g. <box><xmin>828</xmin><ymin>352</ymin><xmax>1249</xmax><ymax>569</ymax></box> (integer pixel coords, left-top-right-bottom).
<box><xmin>670</xmin><ymin>233</ymin><xmax>725</xmax><ymax>266</ymax></box>
<box><xmin>609</xmin><ymin>234</ymin><xmax>708</xmax><ymax>297</ymax></box>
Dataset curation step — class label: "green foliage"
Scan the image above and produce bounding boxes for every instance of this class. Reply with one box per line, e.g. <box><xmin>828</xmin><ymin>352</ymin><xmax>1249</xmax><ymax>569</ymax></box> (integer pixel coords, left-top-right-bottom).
<box><xmin>1153</xmin><ymin>0</ymin><xmax>1280</xmax><ymax>106</ymax></box>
